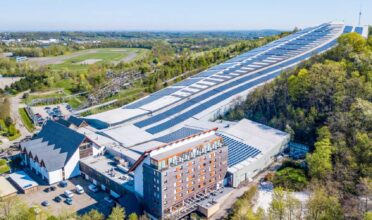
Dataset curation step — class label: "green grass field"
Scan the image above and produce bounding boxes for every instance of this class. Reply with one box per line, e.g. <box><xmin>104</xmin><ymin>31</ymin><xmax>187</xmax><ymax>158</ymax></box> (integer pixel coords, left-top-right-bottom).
<box><xmin>19</xmin><ymin>108</ymin><xmax>35</xmax><ymax>132</ymax></box>
<box><xmin>49</xmin><ymin>48</ymin><xmax>148</xmax><ymax>71</ymax></box>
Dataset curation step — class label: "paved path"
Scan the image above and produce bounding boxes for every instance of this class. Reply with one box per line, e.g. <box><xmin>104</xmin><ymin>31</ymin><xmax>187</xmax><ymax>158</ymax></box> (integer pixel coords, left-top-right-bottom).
<box><xmin>1</xmin><ymin>91</ymin><xmax>33</xmax><ymax>149</ymax></box>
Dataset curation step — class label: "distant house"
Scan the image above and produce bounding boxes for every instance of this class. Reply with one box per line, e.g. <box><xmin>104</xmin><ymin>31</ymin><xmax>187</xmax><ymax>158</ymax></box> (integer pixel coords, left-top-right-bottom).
<box><xmin>20</xmin><ymin>120</ymin><xmax>103</xmax><ymax>184</ymax></box>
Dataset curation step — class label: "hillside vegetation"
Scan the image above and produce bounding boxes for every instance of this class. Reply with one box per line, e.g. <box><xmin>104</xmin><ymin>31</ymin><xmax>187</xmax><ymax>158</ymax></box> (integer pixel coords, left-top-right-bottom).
<box><xmin>223</xmin><ymin>32</ymin><xmax>372</xmax><ymax>218</ymax></box>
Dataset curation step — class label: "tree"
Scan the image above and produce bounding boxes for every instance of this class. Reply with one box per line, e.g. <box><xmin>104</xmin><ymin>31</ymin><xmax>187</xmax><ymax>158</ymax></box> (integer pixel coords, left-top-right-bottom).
<box><xmin>107</xmin><ymin>206</ymin><xmax>125</xmax><ymax>220</ymax></box>
<box><xmin>306</xmin><ymin>188</ymin><xmax>342</xmax><ymax>220</ymax></box>
<box><xmin>0</xmin><ymin>196</ymin><xmax>29</xmax><ymax>220</ymax></box>
<box><xmin>273</xmin><ymin>167</ymin><xmax>308</xmax><ymax>191</ymax></box>
<box><xmin>364</xmin><ymin>212</ymin><xmax>372</xmax><ymax>220</ymax></box>
<box><xmin>268</xmin><ymin>187</ymin><xmax>286</xmax><ymax>220</ymax></box>
<box><xmin>80</xmin><ymin>209</ymin><xmax>104</xmax><ymax>220</ymax></box>
<box><xmin>128</xmin><ymin>213</ymin><xmax>139</xmax><ymax>220</ymax></box>
<box><xmin>268</xmin><ymin>187</ymin><xmax>302</xmax><ymax>220</ymax></box>
<box><xmin>306</xmin><ymin>127</ymin><xmax>333</xmax><ymax>179</ymax></box>
<box><xmin>338</xmin><ymin>32</ymin><xmax>367</xmax><ymax>53</ymax></box>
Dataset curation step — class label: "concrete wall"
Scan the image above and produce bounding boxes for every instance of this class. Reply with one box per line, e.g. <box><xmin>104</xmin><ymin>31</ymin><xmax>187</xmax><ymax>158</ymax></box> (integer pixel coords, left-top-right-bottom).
<box><xmin>48</xmin><ymin>169</ymin><xmax>63</xmax><ymax>184</ymax></box>
<box><xmin>134</xmin><ymin>158</ymin><xmax>147</xmax><ymax>198</ymax></box>
<box><xmin>92</xmin><ymin>143</ymin><xmax>104</xmax><ymax>156</ymax></box>
<box><xmin>79</xmin><ymin>162</ymin><xmax>127</xmax><ymax>195</ymax></box>
<box><xmin>64</xmin><ymin>150</ymin><xmax>81</xmax><ymax>179</ymax></box>
<box><xmin>230</xmin><ymin>137</ymin><xmax>289</xmax><ymax>187</ymax></box>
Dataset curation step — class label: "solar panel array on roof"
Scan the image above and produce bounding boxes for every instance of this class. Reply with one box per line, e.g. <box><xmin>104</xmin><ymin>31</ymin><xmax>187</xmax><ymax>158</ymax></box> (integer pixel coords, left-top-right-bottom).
<box><xmin>355</xmin><ymin>27</ymin><xmax>363</xmax><ymax>34</ymax></box>
<box><xmin>143</xmin><ymin>25</ymin><xmax>347</xmax><ymax>134</ymax></box>
<box><xmin>217</xmin><ymin>134</ymin><xmax>261</xmax><ymax>167</ymax></box>
<box><xmin>154</xmin><ymin>127</ymin><xmax>202</xmax><ymax>143</ymax></box>
<box><xmin>120</xmin><ymin>24</ymin><xmax>347</xmax><ymax>132</ymax></box>
<box><xmin>124</xmin><ymin>88</ymin><xmax>180</xmax><ymax>109</ymax></box>
<box><xmin>172</xmin><ymin>78</ymin><xmax>204</xmax><ymax>87</ymax></box>
<box><xmin>343</xmin><ymin>26</ymin><xmax>353</xmax><ymax>33</ymax></box>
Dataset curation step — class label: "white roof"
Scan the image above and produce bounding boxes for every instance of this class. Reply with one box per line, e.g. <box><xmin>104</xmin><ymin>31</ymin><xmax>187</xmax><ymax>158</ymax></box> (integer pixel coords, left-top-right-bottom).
<box><xmin>141</xmin><ymin>96</ymin><xmax>180</xmax><ymax>112</ymax></box>
<box><xmin>102</xmin><ymin>124</ymin><xmax>154</xmax><ymax>147</ymax></box>
<box><xmin>86</xmin><ymin>108</ymin><xmax>148</xmax><ymax>125</ymax></box>
<box><xmin>0</xmin><ymin>177</ymin><xmax>17</xmax><ymax>197</ymax></box>
<box><xmin>77</xmin><ymin>127</ymin><xmax>114</xmax><ymax>147</ymax></box>
<box><xmin>9</xmin><ymin>171</ymin><xmax>38</xmax><ymax>189</ymax></box>
<box><xmin>223</xmin><ymin>119</ymin><xmax>289</xmax><ymax>154</ymax></box>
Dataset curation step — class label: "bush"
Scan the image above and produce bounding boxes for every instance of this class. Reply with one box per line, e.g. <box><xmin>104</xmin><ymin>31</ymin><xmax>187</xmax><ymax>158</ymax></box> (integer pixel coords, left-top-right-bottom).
<box><xmin>0</xmin><ymin>159</ymin><xmax>10</xmax><ymax>174</ymax></box>
<box><xmin>273</xmin><ymin>167</ymin><xmax>308</xmax><ymax>191</ymax></box>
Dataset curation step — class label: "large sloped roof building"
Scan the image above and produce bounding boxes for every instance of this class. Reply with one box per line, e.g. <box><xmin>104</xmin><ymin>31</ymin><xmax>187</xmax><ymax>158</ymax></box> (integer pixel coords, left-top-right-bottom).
<box><xmin>20</xmin><ymin>120</ymin><xmax>104</xmax><ymax>184</ymax></box>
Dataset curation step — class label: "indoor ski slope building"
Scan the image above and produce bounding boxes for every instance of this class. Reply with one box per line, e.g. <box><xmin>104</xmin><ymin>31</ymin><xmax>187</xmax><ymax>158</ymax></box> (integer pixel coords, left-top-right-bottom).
<box><xmin>81</xmin><ymin>22</ymin><xmax>368</xmax><ymax>189</ymax></box>
<box><xmin>22</xmin><ymin>22</ymin><xmax>368</xmax><ymax>219</ymax></box>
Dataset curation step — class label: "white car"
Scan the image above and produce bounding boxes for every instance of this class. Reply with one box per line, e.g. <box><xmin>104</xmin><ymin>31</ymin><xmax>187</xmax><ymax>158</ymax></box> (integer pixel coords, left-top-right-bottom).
<box><xmin>104</xmin><ymin>196</ymin><xmax>114</xmax><ymax>204</ymax></box>
<box><xmin>75</xmin><ymin>185</ymin><xmax>84</xmax><ymax>194</ymax></box>
<box><xmin>88</xmin><ymin>184</ymin><xmax>98</xmax><ymax>193</ymax></box>
<box><xmin>64</xmin><ymin>190</ymin><xmax>74</xmax><ymax>198</ymax></box>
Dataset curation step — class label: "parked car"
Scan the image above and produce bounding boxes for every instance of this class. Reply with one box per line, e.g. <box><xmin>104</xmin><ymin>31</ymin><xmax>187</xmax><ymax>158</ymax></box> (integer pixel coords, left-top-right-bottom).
<box><xmin>54</xmin><ymin>196</ymin><xmax>62</xmax><ymax>203</ymax></box>
<box><xmin>75</xmin><ymin>185</ymin><xmax>84</xmax><ymax>194</ymax></box>
<box><xmin>59</xmin><ymin>181</ymin><xmax>68</xmax><ymax>187</ymax></box>
<box><xmin>65</xmin><ymin>198</ymin><xmax>73</xmax><ymax>205</ymax></box>
<box><xmin>41</xmin><ymin>201</ymin><xmax>50</xmax><ymax>207</ymax></box>
<box><xmin>43</xmin><ymin>187</ymin><xmax>51</xmax><ymax>193</ymax></box>
<box><xmin>104</xmin><ymin>196</ymin><xmax>114</xmax><ymax>204</ymax></box>
<box><xmin>64</xmin><ymin>190</ymin><xmax>73</xmax><ymax>198</ymax></box>
<box><xmin>50</xmin><ymin>186</ymin><xmax>56</xmax><ymax>191</ymax></box>
<box><xmin>88</xmin><ymin>184</ymin><xmax>98</xmax><ymax>193</ymax></box>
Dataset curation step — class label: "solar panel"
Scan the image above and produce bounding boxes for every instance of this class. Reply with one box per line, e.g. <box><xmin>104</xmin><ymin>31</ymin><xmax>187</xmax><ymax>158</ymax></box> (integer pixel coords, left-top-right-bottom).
<box><xmin>172</xmin><ymin>78</ymin><xmax>203</xmax><ymax>87</ymax></box>
<box><xmin>144</xmin><ymin>36</ymin><xmax>341</xmax><ymax>133</ymax></box>
<box><xmin>133</xmin><ymin>23</ymin><xmax>342</xmax><ymax>131</ymax></box>
<box><xmin>343</xmin><ymin>26</ymin><xmax>353</xmax><ymax>33</ymax></box>
<box><xmin>217</xmin><ymin>134</ymin><xmax>261</xmax><ymax>167</ymax></box>
<box><xmin>154</xmin><ymin>127</ymin><xmax>202</xmax><ymax>143</ymax></box>
<box><xmin>355</xmin><ymin>27</ymin><xmax>363</xmax><ymax>34</ymax></box>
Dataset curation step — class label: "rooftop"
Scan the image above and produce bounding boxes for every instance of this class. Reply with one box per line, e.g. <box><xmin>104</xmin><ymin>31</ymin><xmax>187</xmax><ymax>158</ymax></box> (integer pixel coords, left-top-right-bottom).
<box><xmin>8</xmin><ymin>170</ymin><xmax>39</xmax><ymax>190</ymax></box>
<box><xmin>21</xmin><ymin>120</ymin><xmax>86</xmax><ymax>171</ymax></box>
<box><xmin>151</xmin><ymin>131</ymin><xmax>221</xmax><ymax>161</ymax></box>
<box><xmin>80</xmin><ymin>154</ymin><xmax>134</xmax><ymax>192</ymax></box>
<box><xmin>0</xmin><ymin>177</ymin><xmax>18</xmax><ymax>197</ymax></box>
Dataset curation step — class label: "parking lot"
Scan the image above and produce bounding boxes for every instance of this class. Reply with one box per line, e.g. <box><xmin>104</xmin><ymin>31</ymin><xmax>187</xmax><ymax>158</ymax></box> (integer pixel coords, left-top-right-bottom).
<box><xmin>30</xmin><ymin>103</ymin><xmax>72</xmax><ymax>126</ymax></box>
<box><xmin>19</xmin><ymin>177</ymin><xmax>115</xmax><ymax>216</ymax></box>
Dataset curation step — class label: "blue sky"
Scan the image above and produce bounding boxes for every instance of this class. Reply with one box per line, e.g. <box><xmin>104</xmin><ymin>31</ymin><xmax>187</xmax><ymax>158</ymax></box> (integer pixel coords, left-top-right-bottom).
<box><xmin>0</xmin><ymin>0</ymin><xmax>371</xmax><ymax>31</ymax></box>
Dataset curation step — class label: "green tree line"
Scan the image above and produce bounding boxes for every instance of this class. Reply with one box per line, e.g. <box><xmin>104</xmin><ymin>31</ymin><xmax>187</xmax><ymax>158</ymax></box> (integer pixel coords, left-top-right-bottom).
<box><xmin>222</xmin><ymin>32</ymin><xmax>372</xmax><ymax>218</ymax></box>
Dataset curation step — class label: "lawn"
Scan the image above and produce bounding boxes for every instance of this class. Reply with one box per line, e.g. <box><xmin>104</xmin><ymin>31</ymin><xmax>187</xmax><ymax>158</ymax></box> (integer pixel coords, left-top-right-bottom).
<box><xmin>19</xmin><ymin>108</ymin><xmax>35</xmax><ymax>132</ymax></box>
<box><xmin>49</xmin><ymin>48</ymin><xmax>148</xmax><ymax>71</ymax></box>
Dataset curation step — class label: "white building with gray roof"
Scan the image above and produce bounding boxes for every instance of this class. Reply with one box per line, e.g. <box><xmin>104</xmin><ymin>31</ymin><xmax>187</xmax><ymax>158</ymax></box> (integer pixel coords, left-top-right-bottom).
<box><xmin>20</xmin><ymin>120</ymin><xmax>103</xmax><ymax>184</ymax></box>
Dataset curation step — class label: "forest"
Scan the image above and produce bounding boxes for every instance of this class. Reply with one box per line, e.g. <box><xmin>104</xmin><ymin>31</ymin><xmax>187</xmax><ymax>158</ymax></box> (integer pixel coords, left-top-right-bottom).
<box><xmin>223</xmin><ymin>32</ymin><xmax>372</xmax><ymax>219</ymax></box>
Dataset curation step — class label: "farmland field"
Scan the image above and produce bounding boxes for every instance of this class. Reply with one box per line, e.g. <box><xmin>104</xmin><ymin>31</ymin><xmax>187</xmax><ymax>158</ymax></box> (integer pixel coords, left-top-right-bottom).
<box><xmin>28</xmin><ymin>48</ymin><xmax>148</xmax><ymax>71</ymax></box>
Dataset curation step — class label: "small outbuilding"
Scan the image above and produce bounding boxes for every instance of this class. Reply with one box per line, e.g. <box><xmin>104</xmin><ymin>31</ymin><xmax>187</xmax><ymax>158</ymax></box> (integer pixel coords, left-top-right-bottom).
<box><xmin>8</xmin><ymin>171</ymin><xmax>39</xmax><ymax>194</ymax></box>
<box><xmin>0</xmin><ymin>176</ymin><xmax>18</xmax><ymax>199</ymax></box>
